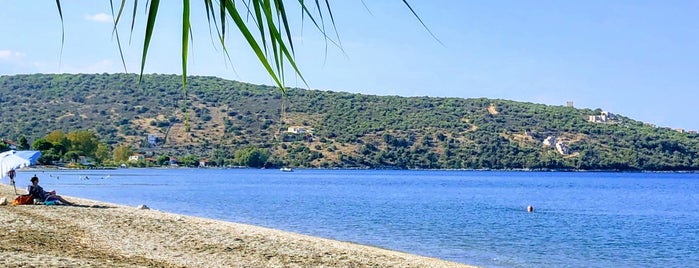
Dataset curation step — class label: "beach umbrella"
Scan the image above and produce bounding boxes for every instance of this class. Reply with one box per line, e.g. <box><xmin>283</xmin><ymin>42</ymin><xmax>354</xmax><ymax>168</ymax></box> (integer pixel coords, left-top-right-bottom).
<box><xmin>0</xmin><ymin>150</ymin><xmax>42</xmax><ymax>195</ymax></box>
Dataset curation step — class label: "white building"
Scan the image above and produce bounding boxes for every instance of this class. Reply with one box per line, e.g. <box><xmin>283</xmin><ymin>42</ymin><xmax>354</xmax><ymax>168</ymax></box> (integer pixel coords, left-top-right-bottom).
<box><xmin>128</xmin><ymin>154</ymin><xmax>145</xmax><ymax>162</ymax></box>
<box><xmin>543</xmin><ymin>136</ymin><xmax>557</xmax><ymax>147</ymax></box>
<box><xmin>588</xmin><ymin>111</ymin><xmax>616</xmax><ymax>123</ymax></box>
<box><xmin>543</xmin><ymin>136</ymin><xmax>570</xmax><ymax>155</ymax></box>
<box><xmin>147</xmin><ymin>134</ymin><xmax>159</xmax><ymax>146</ymax></box>
<box><xmin>555</xmin><ymin>142</ymin><xmax>570</xmax><ymax>155</ymax></box>
<box><xmin>287</xmin><ymin>126</ymin><xmax>307</xmax><ymax>134</ymax></box>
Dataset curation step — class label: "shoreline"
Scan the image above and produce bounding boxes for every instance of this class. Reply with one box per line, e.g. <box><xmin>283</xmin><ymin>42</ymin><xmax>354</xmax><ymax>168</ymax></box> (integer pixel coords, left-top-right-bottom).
<box><xmin>27</xmin><ymin>164</ymin><xmax>699</xmax><ymax>173</ymax></box>
<box><xmin>0</xmin><ymin>184</ymin><xmax>474</xmax><ymax>267</ymax></box>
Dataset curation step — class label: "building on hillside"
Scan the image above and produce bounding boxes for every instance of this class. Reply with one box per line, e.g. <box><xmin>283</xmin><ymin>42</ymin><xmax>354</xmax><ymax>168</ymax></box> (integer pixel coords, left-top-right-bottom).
<box><xmin>128</xmin><ymin>154</ymin><xmax>145</xmax><ymax>162</ymax></box>
<box><xmin>588</xmin><ymin>111</ymin><xmax>616</xmax><ymax>123</ymax></box>
<box><xmin>147</xmin><ymin>134</ymin><xmax>160</xmax><ymax>146</ymax></box>
<box><xmin>199</xmin><ymin>158</ymin><xmax>208</xmax><ymax>168</ymax></box>
<box><xmin>3</xmin><ymin>139</ymin><xmax>17</xmax><ymax>150</ymax></box>
<box><xmin>588</xmin><ymin>115</ymin><xmax>606</xmax><ymax>123</ymax></box>
<box><xmin>543</xmin><ymin>136</ymin><xmax>557</xmax><ymax>147</ymax></box>
<box><xmin>555</xmin><ymin>142</ymin><xmax>570</xmax><ymax>155</ymax></box>
<box><xmin>566</xmin><ymin>101</ymin><xmax>574</xmax><ymax>107</ymax></box>
<box><xmin>543</xmin><ymin>136</ymin><xmax>570</xmax><ymax>155</ymax></box>
<box><xmin>77</xmin><ymin>156</ymin><xmax>91</xmax><ymax>166</ymax></box>
<box><xmin>286</xmin><ymin>126</ymin><xmax>307</xmax><ymax>134</ymax></box>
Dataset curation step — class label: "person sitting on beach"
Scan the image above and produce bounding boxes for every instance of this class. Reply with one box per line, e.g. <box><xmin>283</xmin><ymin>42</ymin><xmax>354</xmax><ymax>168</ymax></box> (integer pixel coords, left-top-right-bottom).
<box><xmin>27</xmin><ymin>176</ymin><xmax>75</xmax><ymax>205</ymax></box>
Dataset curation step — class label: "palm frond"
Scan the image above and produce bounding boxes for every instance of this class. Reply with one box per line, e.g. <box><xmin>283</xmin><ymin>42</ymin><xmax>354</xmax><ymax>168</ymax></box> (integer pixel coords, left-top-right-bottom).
<box><xmin>223</xmin><ymin>1</ymin><xmax>286</xmax><ymax>93</ymax></box>
<box><xmin>54</xmin><ymin>0</ymin><xmax>65</xmax><ymax>67</ymax></box>
<box><xmin>54</xmin><ymin>0</ymin><xmax>435</xmax><ymax>97</ymax></box>
<box><xmin>182</xmin><ymin>0</ymin><xmax>191</xmax><ymax>130</ymax></box>
<box><xmin>139</xmin><ymin>0</ymin><xmax>160</xmax><ymax>83</ymax></box>
<box><xmin>129</xmin><ymin>0</ymin><xmax>138</xmax><ymax>44</ymax></box>
<box><xmin>110</xmin><ymin>0</ymin><xmax>129</xmax><ymax>71</ymax></box>
<box><xmin>401</xmin><ymin>0</ymin><xmax>443</xmax><ymax>46</ymax></box>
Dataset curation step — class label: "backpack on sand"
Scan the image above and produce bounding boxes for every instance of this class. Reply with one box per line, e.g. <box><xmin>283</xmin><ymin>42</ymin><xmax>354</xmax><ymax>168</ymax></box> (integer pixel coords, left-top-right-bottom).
<box><xmin>12</xmin><ymin>194</ymin><xmax>34</xmax><ymax>205</ymax></box>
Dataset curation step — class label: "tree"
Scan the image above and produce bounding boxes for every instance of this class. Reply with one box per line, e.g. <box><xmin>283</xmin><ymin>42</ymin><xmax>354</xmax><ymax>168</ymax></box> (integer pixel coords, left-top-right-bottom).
<box><xmin>18</xmin><ymin>136</ymin><xmax>30</xmax><ymax>150</ymax></box>
<box><xmin>45</xmin><ymin>130</ymin><xmax>70</xmax><ymax>150</ymax></box>
<box><xmin>39</xmin><ymin>148</ymin><xmax>62</xmax><ymax>165</ymax></box>
<box><xmin>0</xmin><ymin>141</ymin><xmax>8</xmax><ymax>152</ymax></box>
<box><xmin>32</xmin><ymin>138</ymin><xmax>53</xmax><ymax>151</ymax></box>
<box><xmin>113</xmin><ymin>144</ymin><xmax>134</xmax><ymax>162</ymax></box>
<box><xmin>93</xmin><ymin>143</ymin><xmax>112</xmax><ymax>165</ymax></box>
<box><xmin>156</xmin><ymin>155</ymin><xmax>171</xmax><ymax>166</ymax></box>
<box><xmin>210</xmin><ymin>149</ymin><xmax>228</xmax><ymax>167</ymax></box>
<box><xmin>63</xmin><ymin>151</ymin><xmax>82</xmax><ymax>162</ymax></box>
<box><xmin>178</xmin><ymin>154</ymin><xmax>200</xmax><ymax>167</ymax></box>
<box><xmin>45</xmin><ymin>130</ymin><xmax>70</xmax><ymax>148</ymax></box>
<box><xmin>50</xmin><ymin>142</ymin><xmax>68</xmax><ymax>157</ymax></box>
<box><xmin>67</xmin><ymin>130</ymin><xmax>99</xmax><ymax>157</ymax></box>
<box><xmin>235</xmin><ymin>147</ymin><xmax>269</xmax><ymax>168</ymax></box>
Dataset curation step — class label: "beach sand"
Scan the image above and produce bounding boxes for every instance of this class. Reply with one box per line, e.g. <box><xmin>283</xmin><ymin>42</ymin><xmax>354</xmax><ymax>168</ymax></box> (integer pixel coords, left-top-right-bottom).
<box><xmin>0</xmin><ymin>184</ymin><xmax>475</xmax><ymax>267</ymax></box>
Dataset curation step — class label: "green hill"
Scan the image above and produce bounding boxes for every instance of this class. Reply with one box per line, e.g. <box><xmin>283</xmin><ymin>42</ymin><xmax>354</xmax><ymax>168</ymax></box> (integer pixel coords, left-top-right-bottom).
<box><xmin>1</xmin><ymin>73</ymin><xmax>698</xmax><ymax>170</ymax></box>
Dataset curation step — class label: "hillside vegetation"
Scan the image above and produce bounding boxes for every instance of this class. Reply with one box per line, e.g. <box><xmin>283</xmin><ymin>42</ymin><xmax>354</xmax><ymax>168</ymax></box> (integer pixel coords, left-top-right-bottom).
<box><xmin>1</xmin><ymin>73</ymin><xmax>698</xmax><ymax>170</ymax></box>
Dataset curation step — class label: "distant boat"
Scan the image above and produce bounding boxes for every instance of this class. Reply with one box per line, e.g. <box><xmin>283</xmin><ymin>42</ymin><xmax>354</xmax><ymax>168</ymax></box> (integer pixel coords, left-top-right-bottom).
<box><xmin>280</xmin><ymin>167</ymin><xmax>293</xmax><ymax>172</ymax></box>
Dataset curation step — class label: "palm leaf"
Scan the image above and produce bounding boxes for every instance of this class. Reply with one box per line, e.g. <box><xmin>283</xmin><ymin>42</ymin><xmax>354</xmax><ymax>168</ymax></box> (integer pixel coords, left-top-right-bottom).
<box><xmin>139</xmin><ymin>0</ymin><xmax>160</xmax><ymax>84</ymax></box>
<box><xmin>224</xmin><ymin>1</ymin><xmax>285</xmax><ymax>93</ymax></box>
<box><xmin>401</xmin><ymin>0</ymin><xmax>443</xmax><ymax>45</ymax></box>
<box><xmin>261</xmin><ymin>0</ymin><xmax>283</xmax><ymax>78</ymax></box>
<box><xmin>296</xmin><ymin>1</ymin><xmax>344</xmax><ymax>55</ymax></box>
<box><xmin>204</xmin><ymin>1</ymin><xmax>238</xmax><ymax>74</ymax></box>
<box><xmin>129</xmin><ymin>0</ymin><xmax>138</xmax><ymax>44</ymax></box>
<box><xmin>110</xmin><ymin>0</ymin><xmax>129</xmax><ymax>71</ymax></box>
<box><xmin>274</xmin><ymin>0</ymin><xmax>294</xmax><ymax>55</ymax></box>
<box><xmin>182</xmin><ymin>0</ymin><xmax>191</xmax><ymax>131</ymax></box>
<box><xmin>52</xmin><ymin>0</ymin><xmax>434</xmax><ymax>98</ymax></box>
<box><xmin>112</xmin><ymin>0</ymin><xmax>127</xmax><ymax>28</ymax></box>
<box><xmin>54</xmin><ymin>0</ymin><xmax>65</xmax><ymax>66</ymax></box>
<box><xmin>252</xmin><ymin>0</ymin><xmax>267</xmax><ymax>52</ymax></box>
<box><xmin>322</xmin><ymin>0</ymin><xmax>342</xmax><ymax>49</ymax></box>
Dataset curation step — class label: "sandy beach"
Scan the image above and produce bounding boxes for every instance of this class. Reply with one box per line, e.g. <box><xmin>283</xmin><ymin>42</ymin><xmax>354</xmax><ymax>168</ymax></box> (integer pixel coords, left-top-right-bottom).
<box><xmin>0</xmin><ymin>184</ymin><xmax>474</xmax><ymax>267</ymax></box>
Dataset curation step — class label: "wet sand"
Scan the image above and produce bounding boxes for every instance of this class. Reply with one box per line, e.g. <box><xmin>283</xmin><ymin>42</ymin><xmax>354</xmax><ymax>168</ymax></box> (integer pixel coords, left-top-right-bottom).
<box><xmin>0</xmin><ymin>184</ymin><xmax>475</xmax><ymax>267</ymax></box>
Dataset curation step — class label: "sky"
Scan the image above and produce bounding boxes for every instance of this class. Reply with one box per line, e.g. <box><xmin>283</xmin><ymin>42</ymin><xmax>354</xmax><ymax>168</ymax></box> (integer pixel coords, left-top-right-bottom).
<box><xmin>1</xmin><ymin>1</ymin><xmax>698</xmax><ymax>130</ymax></box>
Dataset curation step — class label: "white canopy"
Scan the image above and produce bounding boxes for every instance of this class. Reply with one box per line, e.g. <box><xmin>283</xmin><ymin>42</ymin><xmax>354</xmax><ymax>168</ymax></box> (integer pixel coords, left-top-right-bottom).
<box><xmin>0</xmin><ymin>150</ymin><xmax>42</xmax><ymax>180</ymax></box>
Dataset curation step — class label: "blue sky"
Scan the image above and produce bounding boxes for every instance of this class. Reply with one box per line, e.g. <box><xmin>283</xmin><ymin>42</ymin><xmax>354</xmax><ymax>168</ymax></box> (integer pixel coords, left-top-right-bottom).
<box><xmin>1</xmin><ymin>1</ymin><xmax>698</xmax><ymax>130</ymax></box>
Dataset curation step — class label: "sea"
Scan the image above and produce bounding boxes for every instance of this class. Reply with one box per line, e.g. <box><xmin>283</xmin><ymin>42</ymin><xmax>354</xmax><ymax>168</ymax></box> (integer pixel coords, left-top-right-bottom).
<box><xmin>12</xmin><ymin>169</ymin><xmax>699</xmax><ymax>268</ymax></box>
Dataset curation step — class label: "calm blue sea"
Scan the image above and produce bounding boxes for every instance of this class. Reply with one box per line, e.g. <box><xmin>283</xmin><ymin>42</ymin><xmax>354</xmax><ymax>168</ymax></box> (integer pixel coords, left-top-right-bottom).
<box><xmin>13</xmin><ymin>169</ymin><xmax>699</xmax><ymax>268</ymax></box>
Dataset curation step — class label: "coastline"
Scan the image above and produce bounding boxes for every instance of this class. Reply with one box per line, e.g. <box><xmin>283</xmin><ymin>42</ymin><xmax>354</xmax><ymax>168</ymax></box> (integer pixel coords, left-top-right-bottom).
<box><xmin>29</xmin><ymin>164</ymin><xmax>699</xmax><ymax>173</ymax></box>
<box><xmin>0</xmin><ymin>184</ymin><xmax>474</xmax><ymax>267</ymax></box>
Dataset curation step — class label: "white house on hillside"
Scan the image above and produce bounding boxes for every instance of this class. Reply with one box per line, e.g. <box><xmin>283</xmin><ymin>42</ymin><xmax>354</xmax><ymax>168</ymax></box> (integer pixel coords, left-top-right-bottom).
<box><xmin>287</xmin><ymin>127</ymin><xmax>307</xmax><ymax>134</ymax></box>
<box><xmin>588</xmin><ymin>111</ymin><xmax>616</xmax><ymax>123</ymax></box>
<box><xmin>543</xmin><ymin>135</ymin><xmax>570</xmax><ymax>155</ymax></box>
<box><xmin>147</xmin><ymin>134</ymin><xmax>159</xmax><ymax>146</ymax></box>
<box><xmin>543</xmin><ymin>136</ymin><xmax>557</xmax><ymax>147</ymax></box>
<box><xmin>128</xmin><ymin>154</ymin><xmax>145</xmax><ymax>162</ymax></box>
<box><xmin>555</xmin><ymin>142</ymin><xmax>570</xmax><ymax>155</ymax></box>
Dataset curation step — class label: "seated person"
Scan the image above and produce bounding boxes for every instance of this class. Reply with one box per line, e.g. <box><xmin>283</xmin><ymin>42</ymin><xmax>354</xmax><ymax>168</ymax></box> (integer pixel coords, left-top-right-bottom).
<box><xmin>27</xmin><ymin>176</ymin><xmax>75</xmax><ymax>205</ymax></box>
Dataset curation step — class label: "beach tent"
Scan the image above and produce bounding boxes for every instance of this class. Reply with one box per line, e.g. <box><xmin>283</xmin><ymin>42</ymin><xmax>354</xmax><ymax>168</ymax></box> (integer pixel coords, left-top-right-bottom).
<box><xmin>0</xmin><ymin>150</ymin><xmax>42</xmax><ymax>194</ymax></box>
